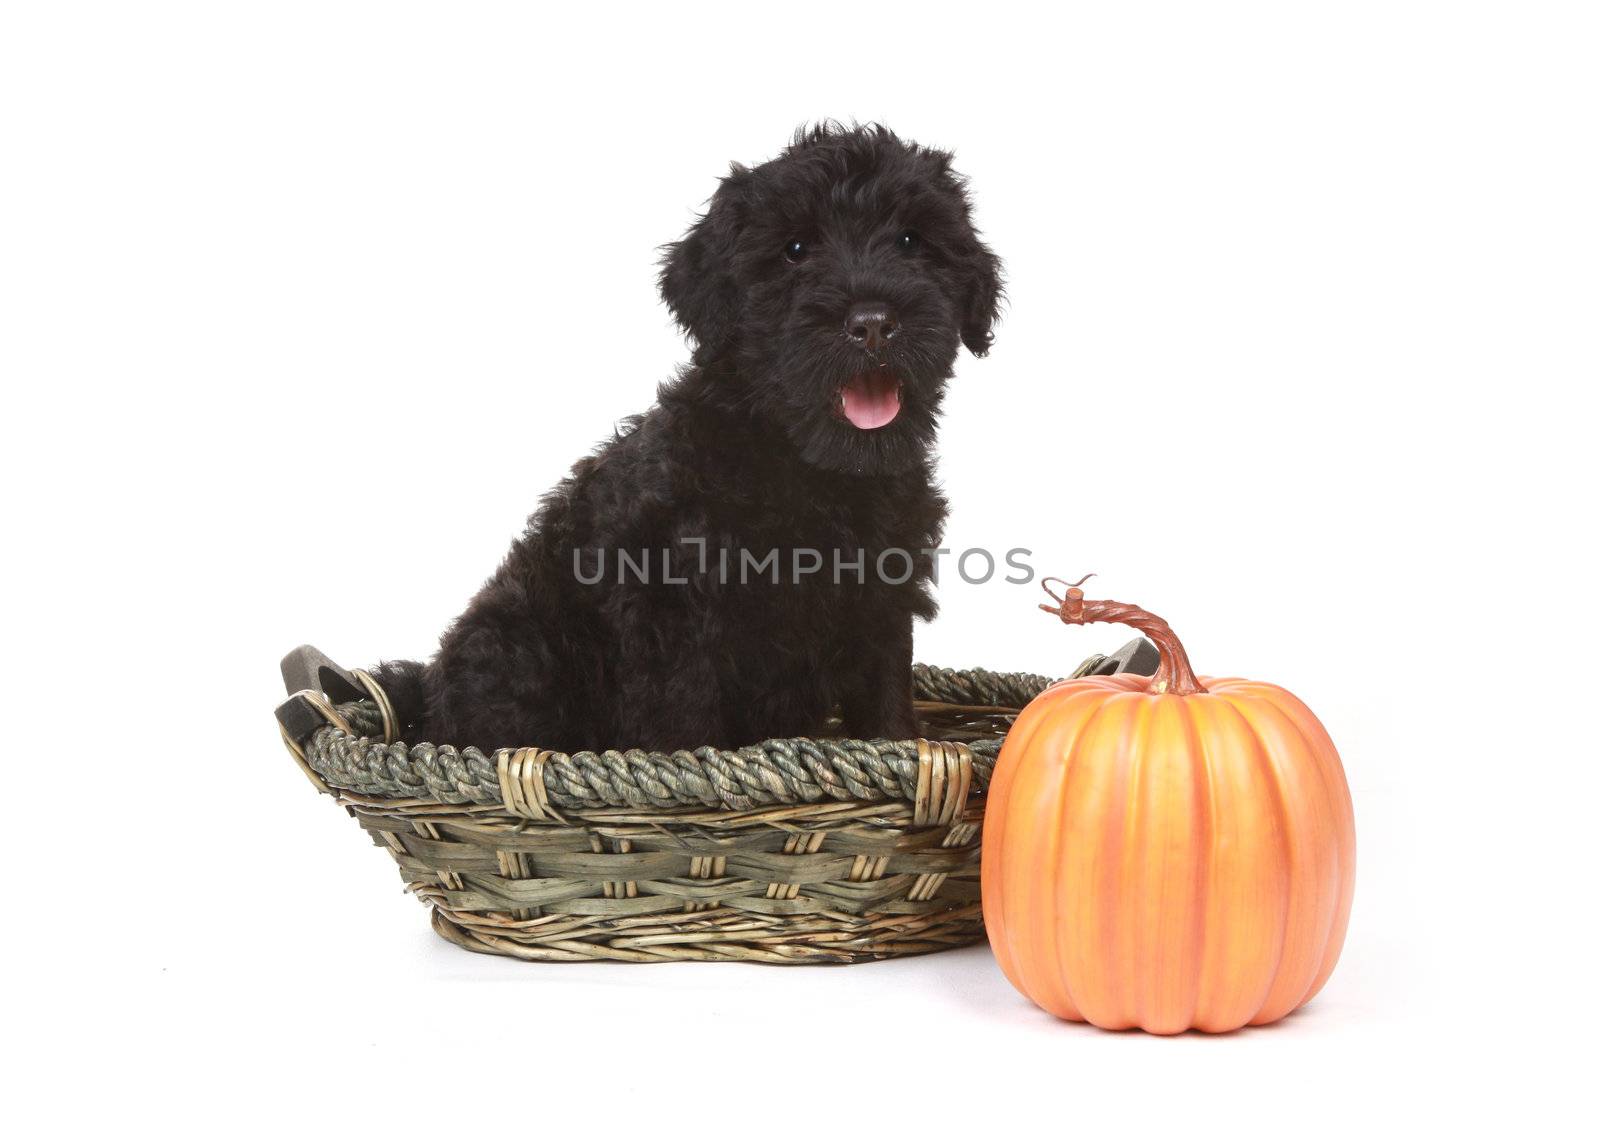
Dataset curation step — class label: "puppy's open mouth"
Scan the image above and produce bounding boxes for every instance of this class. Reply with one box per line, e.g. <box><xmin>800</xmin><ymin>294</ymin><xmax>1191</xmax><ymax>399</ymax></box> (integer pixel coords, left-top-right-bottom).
<box><xmin>839</xmin><ymin>367</ymin><xmax>902</xmax><ymax>430</ymax></box>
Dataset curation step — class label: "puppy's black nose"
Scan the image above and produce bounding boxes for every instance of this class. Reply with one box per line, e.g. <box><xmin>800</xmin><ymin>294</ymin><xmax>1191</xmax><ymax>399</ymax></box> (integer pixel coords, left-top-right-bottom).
<box><xmin>845</xmin><ymin>303</ymin><xmax>898</xmax><ymax>351</ymax></box>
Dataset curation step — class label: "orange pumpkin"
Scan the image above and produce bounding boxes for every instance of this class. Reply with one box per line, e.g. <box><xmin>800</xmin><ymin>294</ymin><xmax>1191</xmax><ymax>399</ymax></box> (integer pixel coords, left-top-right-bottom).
<box><xmin>981</xmin><ymin>578</ymin><xmax>1355</xmax><ymax>1034</ymax></box>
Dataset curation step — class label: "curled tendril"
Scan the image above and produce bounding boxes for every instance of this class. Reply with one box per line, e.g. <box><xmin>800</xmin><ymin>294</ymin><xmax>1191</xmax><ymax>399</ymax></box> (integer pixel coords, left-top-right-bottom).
<box><xmin>1040</xmin><ymin>573</ymin><xmax>1097</xmax><ymax>607</ymax></box>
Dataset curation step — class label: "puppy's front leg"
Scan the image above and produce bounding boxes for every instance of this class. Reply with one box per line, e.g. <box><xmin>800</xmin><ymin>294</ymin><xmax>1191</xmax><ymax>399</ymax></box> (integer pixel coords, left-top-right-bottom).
<box><xmin>839</xmin><ymin>615</ymin><xmax>920</xmax><ymax>741</ymax></box>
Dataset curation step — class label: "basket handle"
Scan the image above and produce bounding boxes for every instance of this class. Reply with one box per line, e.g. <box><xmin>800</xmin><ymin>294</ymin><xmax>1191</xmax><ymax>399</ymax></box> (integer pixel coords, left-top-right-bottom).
<box><xmin>1068</xmin><ymin>637</ymin><xmax>1160</xmax><ymax>678</ymax></box>
<box><xmin>275</xmin><ymin>645</ymin><xmax>398</xmax><ymax>748</ymax></box>
<box><xmin>280</xmin><ymin>644</ymin><xmax>367</xmax><ymax>702</ymax></box>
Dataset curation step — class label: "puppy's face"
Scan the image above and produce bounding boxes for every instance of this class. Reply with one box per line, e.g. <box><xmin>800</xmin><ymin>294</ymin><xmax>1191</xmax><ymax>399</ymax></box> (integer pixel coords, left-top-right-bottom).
<box><xmin>660</xmin><ymin>125</ymin><xmax>1003</xmax><ymax>474</ymax></box>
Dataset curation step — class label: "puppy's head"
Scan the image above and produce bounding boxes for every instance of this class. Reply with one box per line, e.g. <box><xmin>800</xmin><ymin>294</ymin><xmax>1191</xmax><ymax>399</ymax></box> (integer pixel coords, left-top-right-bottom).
<box><xmin>660</xmin><ymin>124</ymin><xmax>1002</xmax><ymax>474</ymax></box>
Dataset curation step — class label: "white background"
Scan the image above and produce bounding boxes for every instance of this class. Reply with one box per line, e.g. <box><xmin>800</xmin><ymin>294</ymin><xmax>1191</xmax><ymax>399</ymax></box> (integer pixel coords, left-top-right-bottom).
<box><xmin>5</xmin><ymin>2</ymin><xmax>1596</xmax><ymax>1118</ymax></box>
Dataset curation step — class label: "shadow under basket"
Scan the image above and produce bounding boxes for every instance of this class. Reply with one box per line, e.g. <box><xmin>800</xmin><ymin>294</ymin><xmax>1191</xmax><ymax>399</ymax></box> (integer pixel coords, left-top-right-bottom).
<box><xmin>275</xmin><ymin>652</ymin><xmax>1145</xmax><ymax>964</ymax></box>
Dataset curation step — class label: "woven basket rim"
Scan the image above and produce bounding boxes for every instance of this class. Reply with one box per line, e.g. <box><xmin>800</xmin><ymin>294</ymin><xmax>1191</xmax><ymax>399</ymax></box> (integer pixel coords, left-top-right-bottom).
<box><xmin>284</xmin><ymin>663</ymin><xmax>1056</xmax><ymax>817</ymax></box>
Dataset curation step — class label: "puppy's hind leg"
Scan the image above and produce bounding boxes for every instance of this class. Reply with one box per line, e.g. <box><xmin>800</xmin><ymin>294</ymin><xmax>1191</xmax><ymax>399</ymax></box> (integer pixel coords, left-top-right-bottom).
<box><xmin>368</xmin><ymin>659</ymin><xmax>431</xmax><ymax>741</ymax></box>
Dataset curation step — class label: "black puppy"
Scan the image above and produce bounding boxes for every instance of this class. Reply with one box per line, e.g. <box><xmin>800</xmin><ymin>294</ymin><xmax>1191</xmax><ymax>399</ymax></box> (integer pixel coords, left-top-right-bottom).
<box><xmin>376</xmin><ymin>124</ymin><xmax>1001</xmax><ymax>751</ymax></box>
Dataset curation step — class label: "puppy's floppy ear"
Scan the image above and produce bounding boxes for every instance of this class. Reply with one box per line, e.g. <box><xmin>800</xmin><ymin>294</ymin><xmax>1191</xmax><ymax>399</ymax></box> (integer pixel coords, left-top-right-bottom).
<box><xmin>659</xmin><ymin>165</ymin><xmax>750</xmax><ymax>361</ymax></box>
<box><xmin>960</xmin><ymin>242</ymin><xmax>1003</xmax><ymax>357</ymax></box>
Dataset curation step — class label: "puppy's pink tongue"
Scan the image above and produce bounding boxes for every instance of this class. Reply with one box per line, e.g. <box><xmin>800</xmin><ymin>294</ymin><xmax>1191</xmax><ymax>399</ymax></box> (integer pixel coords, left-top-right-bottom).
<box><xmin>840</xmin><ymin>368</ymin><xmax>901</xmax><ymax>429</ymax></box>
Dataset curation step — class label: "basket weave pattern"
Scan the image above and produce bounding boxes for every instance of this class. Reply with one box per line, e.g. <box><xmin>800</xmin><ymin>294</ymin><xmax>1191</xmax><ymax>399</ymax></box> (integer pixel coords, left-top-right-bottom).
<box><xmin>284</xmin><ymin>665</ymin><xmax>1052</xmax><ymax>963</ymax></box>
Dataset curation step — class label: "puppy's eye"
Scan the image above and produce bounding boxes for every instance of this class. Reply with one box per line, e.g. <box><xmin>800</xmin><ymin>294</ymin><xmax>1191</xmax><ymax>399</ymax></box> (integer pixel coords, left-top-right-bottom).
<box><xmin>897</xmin><ymin>230</ymin><xmax>921</xmax><ymax>252</ymax></box>
<box><xmin>783</xmin><ymin>239</ymin><xmax>807</xmax><ymax>263</ymax></box>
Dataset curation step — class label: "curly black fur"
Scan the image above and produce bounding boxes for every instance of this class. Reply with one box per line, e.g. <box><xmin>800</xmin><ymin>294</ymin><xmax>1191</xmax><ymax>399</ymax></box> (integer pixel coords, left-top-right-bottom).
<box><xmin>374</xmin><ymin>124</ymin><xmax>1002</xmax><ymax>751</ymax></box>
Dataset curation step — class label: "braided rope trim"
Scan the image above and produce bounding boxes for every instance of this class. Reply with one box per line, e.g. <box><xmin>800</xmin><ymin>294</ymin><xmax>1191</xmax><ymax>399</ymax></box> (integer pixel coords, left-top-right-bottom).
<box><xmin>910</xmin><ymin>664</ymin><xmax>1056</xmax><ymax>708</ymax></box>
<box><xmin>298</xmin><ymin>664</ymin><xmax>1054</xmax><ymax>811</ymax></box>
<box><xmin>305</xmin><ymin>724</ymin><xmax>1002</xmax><ymax>812</ymax></box>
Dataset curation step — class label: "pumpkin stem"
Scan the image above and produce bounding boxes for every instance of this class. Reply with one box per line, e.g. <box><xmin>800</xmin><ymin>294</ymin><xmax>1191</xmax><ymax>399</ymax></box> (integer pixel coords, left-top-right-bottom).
<box><xmin>1039</xmin><ymin>578</ymin><xmax>1206</xmax><ymax>696</ymax></box>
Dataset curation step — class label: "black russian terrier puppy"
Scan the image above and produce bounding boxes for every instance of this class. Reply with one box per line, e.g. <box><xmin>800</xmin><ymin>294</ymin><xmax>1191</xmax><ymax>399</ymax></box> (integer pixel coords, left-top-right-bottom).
<box><xmin>375</xmin><ymin>124</ymin><xmax>1002</xmax><ymax>751</ymax></box>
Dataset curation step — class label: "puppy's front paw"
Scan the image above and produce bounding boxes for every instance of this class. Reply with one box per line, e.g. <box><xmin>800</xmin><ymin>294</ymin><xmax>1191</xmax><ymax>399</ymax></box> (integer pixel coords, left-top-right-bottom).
<box><xmin>872</xmin><ymin>711</ymin><xmax>923</xmax><ymax>741</ymax></box>
<box><xmin>843</xmin><ymin>693</ymin><xmax>921</xmax><ymax>741</ymax></box>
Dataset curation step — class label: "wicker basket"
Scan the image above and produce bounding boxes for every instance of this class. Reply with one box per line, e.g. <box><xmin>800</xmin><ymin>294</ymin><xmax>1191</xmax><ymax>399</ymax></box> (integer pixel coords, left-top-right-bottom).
<box><xmin>277</xmin><ymin>659</ymin><xmax>1118</xmax><ymax>964</ymax></box>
